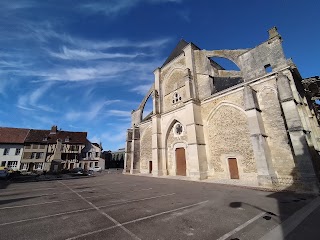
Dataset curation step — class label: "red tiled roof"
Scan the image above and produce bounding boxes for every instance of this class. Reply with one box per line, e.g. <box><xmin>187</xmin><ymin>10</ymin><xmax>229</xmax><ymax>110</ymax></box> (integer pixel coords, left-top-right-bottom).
<box><xmin>0</xmin><ymin>127</ymin><xmax>30</xmax><ymax>144</ymax></box>
<box><xmin>25</xmin><ymin>129</ymin><xmax>87</xmax><ymax>144</ymax></box>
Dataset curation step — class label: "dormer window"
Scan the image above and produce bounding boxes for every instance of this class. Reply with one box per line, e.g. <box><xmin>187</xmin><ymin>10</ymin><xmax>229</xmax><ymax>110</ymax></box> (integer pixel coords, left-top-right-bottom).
<box><xmin>172</xmin><ymin>92</ymin><xmax>182</xmax><ymax>104</ymax></box>
<box><xmin>42</xmin><ymin>137</ymin><xmax>48</xmax><ymax>141</ymax></box>
<box><xmin>65</xmin><ymin>137</ymin><xmax>70</xmax><ymax>143</ymax></box>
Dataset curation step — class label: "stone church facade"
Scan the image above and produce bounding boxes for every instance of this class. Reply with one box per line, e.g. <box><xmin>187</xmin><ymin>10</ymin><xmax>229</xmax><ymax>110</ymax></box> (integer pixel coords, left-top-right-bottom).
<box><xmin>124</xmin><ymin>27</ymin><xmax>320</xmax><ymax>191</ymax></box>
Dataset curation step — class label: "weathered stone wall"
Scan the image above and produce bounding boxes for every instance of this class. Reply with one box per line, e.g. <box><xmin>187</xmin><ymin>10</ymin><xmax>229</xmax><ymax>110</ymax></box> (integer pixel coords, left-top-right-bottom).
<box><xmin>139</xmin><ymin>124</ymin><xmax>152</xmax><ymax>173</ymax></box>
<box><xmin>162</xmin><ymin>69</ymin><xmax>186</xmax><ymax>113</ymax></box>
<box><xmin>160</xmin><ymin>56</ymin><xmax>186</xmax><ymax>83</ymax></box>
<box><xmin>238</xmin><ymin>37</ymin><xmax>287</xmax><ymax>80</ymax></box>
<box><xmin>254</xmin><ymin>79</ymin><xmax>296</xmax><ymax>177</ymax></box>
<box><xmin>205</xmin><ymin>104</ymin><xmax>256</xmax><ymax>178</ymax></box>
<box><xmin>201</xmin><ymin>89</ymin><xmax>256</xmax><ymax>181</ymax></box>
<box><xmin>166</xmin><ymin>129</ymin><xmax>175</xmax><ymax>175</ymax></box>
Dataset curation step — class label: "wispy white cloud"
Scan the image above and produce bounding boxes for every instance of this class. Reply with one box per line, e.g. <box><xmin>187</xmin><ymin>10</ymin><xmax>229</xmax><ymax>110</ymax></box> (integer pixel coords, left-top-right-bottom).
<box><xmin>22</xmin><ymin>60</ymin><xmax>160</xmax><ymax>82</ymax></box>
<box><xmin>48</xmin><ymin>46</ymin><xmax>147</xmax><ymax>60</ymax></box>
<box><xmin>17</xmin><ymin>82</ymin><xmax>56</xmax><ymax>112</ymax></box>
<box><xmin>0</xmin><ymin>1</ymin><xmax>36</xmax><ymax>11</ymax></box>
<box><xmin>79</xmin><ymin>0</ymin><xmax>183</xmax><ymax>17</ymax></box>
<box><xmin>65</xmin><ymin>100</ymin><xmax>122</xmax><ymax>121</ymax></box>
<box><xmin>107</xmin><ymin>110</ymin><xmax>132</xmax><ymax>117</ymax></box>
<box><xmin>130</xmin><ymin>84</ymin><xmax>152</xmax><ymax>95</ymax></box>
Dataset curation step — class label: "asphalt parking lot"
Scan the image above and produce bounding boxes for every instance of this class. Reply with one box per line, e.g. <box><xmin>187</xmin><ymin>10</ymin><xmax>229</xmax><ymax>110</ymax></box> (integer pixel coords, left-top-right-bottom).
<box><xmin>0</xmin><ymin>172</ymin><xmax>317</xmax><ymax>240</ymax></box>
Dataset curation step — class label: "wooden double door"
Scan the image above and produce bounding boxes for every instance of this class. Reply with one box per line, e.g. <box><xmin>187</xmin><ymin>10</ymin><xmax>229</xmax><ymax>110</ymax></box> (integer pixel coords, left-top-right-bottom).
<box><xmin>176</xmin><ymin>148</ymin><xmax>186</xmax><ymax>176</ymax></box>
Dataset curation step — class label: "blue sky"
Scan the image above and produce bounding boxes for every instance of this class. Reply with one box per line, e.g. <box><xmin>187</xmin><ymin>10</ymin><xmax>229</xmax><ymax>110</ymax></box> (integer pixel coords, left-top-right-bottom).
<box><xmin>0</xmin><ymin>0</ymin><xmax>319</xmax><ymax>151</ymax></box>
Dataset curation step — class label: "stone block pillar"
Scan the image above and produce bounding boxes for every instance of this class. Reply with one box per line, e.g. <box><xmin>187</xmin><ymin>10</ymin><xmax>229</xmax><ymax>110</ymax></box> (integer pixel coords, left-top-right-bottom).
<box><xmin>244</xmin><ymin>85</ymin><xmax>276</xmax><ymax>187</ymax></box>
<box><xmin>130</xmin><ymin>127</ymin><xmax>140</xmax><ymax>174</ymax></box>
<box><xmin>152</xmin><ymin>114</ymin><xmax>165</xmax><ymax>176</ymax></box>
<box><xmin>277</xmin><ymin>72</ymin><xmax>318</xmax><ymax>191</ymax></box>
<box><xmin>124</xmin><ymin>129</ymin><xmax>132</xmax><ymax>173</ymax></box>
<box><xmin>184</xmin><ymin>100</ymin><xmax>208</xmax><ymax>180</ymax></box>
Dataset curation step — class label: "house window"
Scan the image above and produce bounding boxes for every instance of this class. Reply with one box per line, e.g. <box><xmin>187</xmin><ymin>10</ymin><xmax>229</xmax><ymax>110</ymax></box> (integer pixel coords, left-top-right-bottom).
<box><xmin>95</xmin><ymin>162</ymin><xmax>98</xmax><ymax>166</ymax></box>
<box><xmin>32</xmin><ymin>144</ymin><xmax>39</xmax><ymax>149</ymax></box>
<box><xmin>88</xmin><ymin>152</ymin><xmax>92</xmax><ymax>157</ymax></box>
<box><xmin>35</xmin><ymin>163</ymin><xmax>43</xmax><ymax>169</ymax></box>
<box><xmin>15</xmin><ymin>148</ymin><xmax>21</xmax><ymax>155</ymax></box>
<box><xmin>95</xmin><ymin>152</ymin><xmax>99</xmax><ymax>158</ymax></box>
<box><xmin>25</xmin><ymin>144</ymin><xmax>31</xmax><ymax>149</ymax></box>
<box><xmin>31</xmin><ymin>152</ymin><xmax>36</xmax><ymax>159</ymax></box>
<box><xmin>65</xmin><ymin>137</ymin><xmax>69</xmax><ymax>143</ymax></box>
<box><xmin>39</xmin><ymin>145</ymin><xmax>45</xmax><ymax>149</ymax></box>
<box><xmin>36</xmin><ymin>152</ymin><xmax>44</xmax><ymax>159</ymax></box>
<box><xmin>7</xmin><ymin>161</ymin><xmax>18</xmax><ymax>169</ymax></box>
<box><xmin>42</xmin><ymin>137</ymin><xmax>48</xmax><ymax>141</ymax></box>
<box><xmin>89</xmin><ymin>162</ymin><xmax>93</xmax><ymax>167</ymax></box>
<box><xmin>1</xmin><ymin>161</ymin><xmax>6</xmax><ymax>167</ymax></box>
<box><xmin>20</xmin><ymin>163</ymin><xmax>28</xmax><ymax>170</ymax></box>
<box><xmin>3</xmin><ymin>148</ymin><xmax>10</xmax><ymax>155</ymax></box>
<box><xmin>70</xmin><ymin>145</ymin><xmax>78</xmax><ymax>151</ymax></box>
<box><xmin>79</xmin><ymin>163</ymin><xmax>82</xmax><ymax>168</ymax></box>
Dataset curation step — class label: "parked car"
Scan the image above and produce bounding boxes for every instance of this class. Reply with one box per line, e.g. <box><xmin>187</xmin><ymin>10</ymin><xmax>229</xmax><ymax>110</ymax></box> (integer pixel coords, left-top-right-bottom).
<box><xmin>71</xmin><ymin>167</ymin><xmax>84</xmax><ymax>174</ymax></box>
<box><xmin>0</xmin><ymin>167</ymin><xmax>9</xmax><ymax>179</ymax></box>
<box><xmin>89</xmin><ymin>166</ymin><xmax>102</xmax><ymax>172</ymax></box>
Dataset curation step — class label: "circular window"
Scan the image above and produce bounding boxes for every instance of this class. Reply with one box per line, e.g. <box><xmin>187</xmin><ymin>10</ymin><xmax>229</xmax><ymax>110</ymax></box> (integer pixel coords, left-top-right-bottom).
<box><xmin>175</xmin><ymin>123</ymin><xmax>183</xmax><ymax>135</ymax></box>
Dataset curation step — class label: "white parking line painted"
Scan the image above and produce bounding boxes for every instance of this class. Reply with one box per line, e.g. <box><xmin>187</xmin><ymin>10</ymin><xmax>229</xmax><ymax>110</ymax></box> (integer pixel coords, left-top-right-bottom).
<box><xmin>0</xmin><ymin>188</ymin><xmax>153</xmax><ymax>210</ymax></box>
<box><xmin>0</xmin><ymin>207</ymin><xmax>93</xmax><ymax>226</ymax></box>
<box><xmin>216</xmin><ymin>212</ymin><xmax>265</xmax><ymax>240</ymax></box>
<box><xmin>85</xmin><ymin>188</ymin><xmax>152</xmax><ymax>199</ymax></box>
<box><xmin>66</xmin><ymin>200</ymin><xmax>209</xmax><ymax>240</ymax></box>
<box><xmin>259</xmin><ymin>197</ymin><xmax>320</xmax><ymax>240</ymax></box>
<box><xmin>58</xmin><ymin>181</ymin><xmax>141</xmax><ymax>240</ymax></box>
<box><xmin>1</xmin><ymin>186</ymin><xmax>115</xmax><ymax>199</ymax></box>
<box><xmin>0</xmin><ymin>191</ymin><xmax>170</xmax><ymax>226</ymax></box>
<box><xmin>97</xmin><ymin>193</ymin><xmax>176</xmax><ymax>209</ymax></box>
<box><xmin>1</xmin><ymin>187</ymin><xmax>57</xmax><ymax>192</ymax></box>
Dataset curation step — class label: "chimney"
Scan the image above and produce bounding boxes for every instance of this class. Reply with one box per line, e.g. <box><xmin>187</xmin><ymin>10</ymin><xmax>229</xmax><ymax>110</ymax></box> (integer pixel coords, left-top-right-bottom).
<box><xmin>50</xmin><ymin>125</ymin><xmax>58</xmax><ymax>134</ymax></box>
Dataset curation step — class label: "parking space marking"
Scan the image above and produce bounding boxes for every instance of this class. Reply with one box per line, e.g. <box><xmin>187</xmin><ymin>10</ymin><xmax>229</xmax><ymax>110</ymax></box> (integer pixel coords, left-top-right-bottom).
<box><xmin>66</xmin><ymin>200</ymin><xmax>209</xmax><ymax>240</ymax></box>
<box><xmin>0</xmin><ymin>188</ymin><xmax>153</xmax><ymax>210</ymax></box>
<box><xmin>1</xmin><ymin>187</ymin><xmax>57</xmax><ymax>192</ymax></box>
<box><xmin>216</xmin><ymin>212</ymin><xmax>265</xmax><ymax>240</ymax></box>
<box><xmin>58</xmin><ymin>181</ymin><xmax>141</xmax><ymax>240</ymax></box>
<box><xmin>97</xmin><ymin>193</ymin><xmax>176</xmax><ymax>209</ymax></box>
<box><xmin>0</xmin><ymin>207</ymin><xmax>93</xmax><ymax>226</ymax></box>
<box><xmin>1</xmin><ymin>184</ymin><xmax>132</xmax><ymax>199</ymax></box>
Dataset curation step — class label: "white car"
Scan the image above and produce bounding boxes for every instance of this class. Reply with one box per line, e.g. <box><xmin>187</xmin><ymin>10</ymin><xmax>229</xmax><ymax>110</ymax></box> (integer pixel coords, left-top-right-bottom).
<box><xmin>89</xmin><ymin>166</ymin><xmax>102</xmax><ymax>172</ymax></box>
